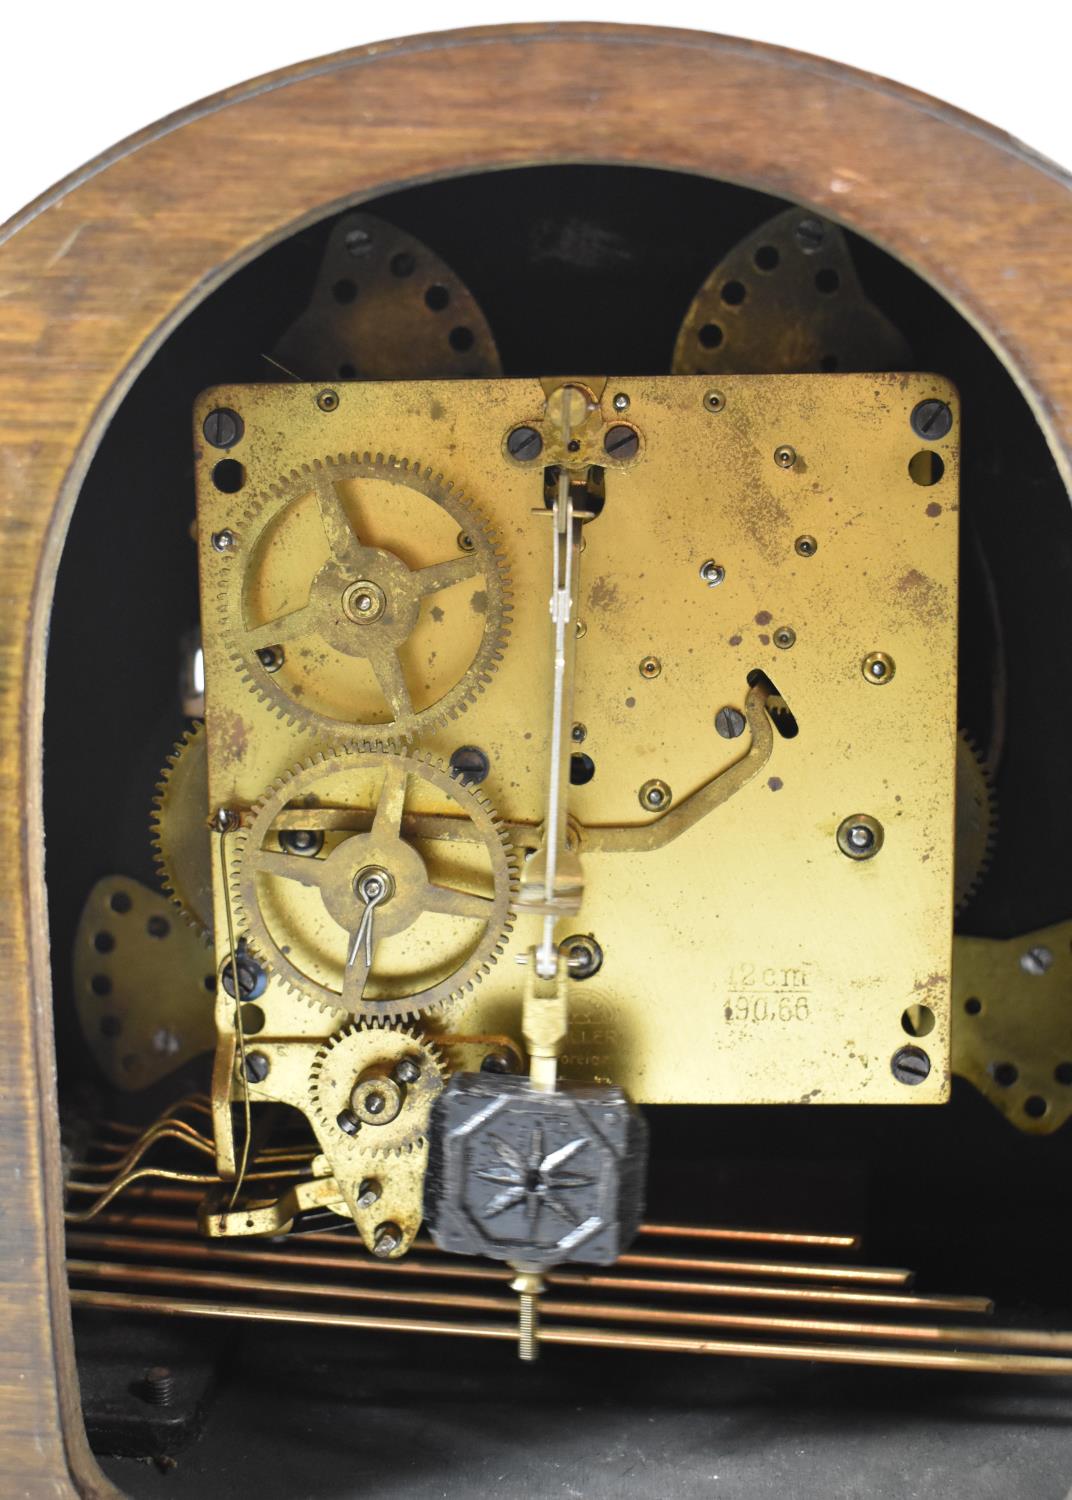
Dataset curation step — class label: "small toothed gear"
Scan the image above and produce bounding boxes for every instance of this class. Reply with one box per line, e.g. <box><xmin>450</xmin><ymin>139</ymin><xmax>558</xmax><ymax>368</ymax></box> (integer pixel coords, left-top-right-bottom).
<box><xmin>233</xmin><ymin>745</ymin><xmax>518</xmax><ymax>1022</ymax></box>
<box><xmin>151</xmin><ymin>720</ymin><xmax>213</xmax><ymax>942</ymax></box>
<box><xmin>955</xmin><ymin>728</ymin><xmax>998</xmax><ymax>916</ymax></box>
<box><xmin>309</xmin><ymin>1021</ymin><xmax>446</xmax><ymax>1157</ymax></box>
<box><xmin>213</xmin><ymin>452</ymin><xmax>511</xmax><ymax>740</ymax></box>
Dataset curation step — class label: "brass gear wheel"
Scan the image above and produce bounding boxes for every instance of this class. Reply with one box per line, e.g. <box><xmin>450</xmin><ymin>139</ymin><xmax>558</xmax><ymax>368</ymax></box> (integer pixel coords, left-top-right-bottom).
<box><xmin>955</xmin><ymin>728</ymin><xmax>998</xmax><ymax>916</ymax></box>
<box><xmin>308</xmin><ymin>1021</ymin><xmax>446</xmax><ymax>1157</ymax></box>
<box><xmin>151</xmin><ymin>721</ymin><xmax>213</xmax><ymax>942</ymax></box>
<box><xmin>215</xmin><ymin>452</ymin><xmax>511</xmax><ymax>739</ymax></box>
<box><xmin>234</xmin><ymin>745</ymin><xmax>517</xmax><ymax>1022</ymax></box>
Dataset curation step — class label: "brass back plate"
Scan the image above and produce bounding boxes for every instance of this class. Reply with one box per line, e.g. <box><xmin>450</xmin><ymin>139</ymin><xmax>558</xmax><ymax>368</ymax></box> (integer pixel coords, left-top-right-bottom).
<box><xmin>195</xmin><ymin>374</ymin><xmax>959</xmax><ymax>1105</ymax></box>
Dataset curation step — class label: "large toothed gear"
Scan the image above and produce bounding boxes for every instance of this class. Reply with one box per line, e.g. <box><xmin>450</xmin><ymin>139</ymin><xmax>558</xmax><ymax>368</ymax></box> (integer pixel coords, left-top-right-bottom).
<box><xmin>233</xmin><ymin>745</ymin><xmax>518</xmax><ymax>1022</ymax></box>
<box><xmin>309</xmin><ymin>1021</ymin><xmax>446</xmax><ymax>1157</ymax></box>
<box><xmin>214</xmin><ymin>452</ymin><xmax>511</xmax><ymax>740</ymax></box>
<box><xmin>955</xmin><ymin>728</ymin><xmax>998</xmax><ymax>916</ymax></box>
<box><xmin>151</xmin><ymin>720</ymin><xmax>213</xmax><ymax>942</ymax></box>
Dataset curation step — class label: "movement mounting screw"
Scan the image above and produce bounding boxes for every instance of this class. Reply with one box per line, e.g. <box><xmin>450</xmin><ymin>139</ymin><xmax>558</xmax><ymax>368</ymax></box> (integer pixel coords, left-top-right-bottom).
<box><xmin>506</xmin><ymin>425</ymin><xmax>543</xmax><ymax>461</ymax></box>
<box><xmin>891</xmin><ymin>1045</ymin><xmax>931</xmax><ymax>1086</ymax></box>
<box><xmin>910</xmin><ymin>399</ymin><xmax>954</xmax><ymax>441</ymax></box>
<box><xmin>203</xmin><ymin>408</ymin><xmax>244</xmax><ymax>450</ymax></box>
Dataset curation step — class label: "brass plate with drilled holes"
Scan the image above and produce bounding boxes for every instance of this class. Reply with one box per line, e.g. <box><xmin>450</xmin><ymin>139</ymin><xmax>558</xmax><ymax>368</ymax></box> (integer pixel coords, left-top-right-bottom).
<box><xmin>195</xmin><ymin>374</ymin><xmax>959</xmax><ymax>1109</ymax></box>
<box><xmin>953</xmin><ymin>922</ymin><xmax>1072</xmax><ymax>1134</ymax></box>
<box><xmin>73</xmin><ymin>876</ymin><xmax>216</xmax><ymax>1090</ymax></box>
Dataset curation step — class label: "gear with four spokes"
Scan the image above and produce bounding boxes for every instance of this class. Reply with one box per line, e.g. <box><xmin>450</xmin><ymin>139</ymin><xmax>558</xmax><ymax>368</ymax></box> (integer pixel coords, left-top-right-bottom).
<box><xmin>151</xmin><ymin>720</ymin><xmax>213</xmax><ymax>942</ymax></box>
<box><xmin>308</xmin><ymin>1020</ymin><xmax>446</xmax><ymax>1157</ymax></box>
<box><xmin>233</xmin><ymin>744</ymin><xmax>518</xmax><ymax>1022</ymax></box>
<box><xmin>215</xmin><ymin>452</ymin><xmax>510</xmax><ymax>740</ymax></box>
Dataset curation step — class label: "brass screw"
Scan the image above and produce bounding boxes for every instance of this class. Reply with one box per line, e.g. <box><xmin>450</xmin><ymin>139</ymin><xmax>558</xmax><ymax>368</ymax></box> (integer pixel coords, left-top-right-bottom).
<box><xmin>316</xmin><ymin>389</ymin><xmax>340</xmax><ymax>412</ymax></box>
<box><xmin>795</xmin><ymin>535</ymin><xmax>818</xmax><ymax>557</ymax></box>
<box><xmin>862</xmin><ymin>651</ymin><xmax>895</xmax><ymax>684</ymax></box>
<box><xmin>774</xmin><ymin>626</ymin><xmax>796</xmax><ymax>649</ymax></box>
<box><xmin>639</xmin><ymin>656</ymin><xmax>661</xmax><ymax>679</ymax></box>
<box><xmin>211</xmin><ymin>529</ymin><xmax>236</xmax><ymax>553</ymax></box>
<box><xmin>774</xmin><ymin>445</ymin><xmax>797</xmax><ymax>469</ymax></box>
<box><xmin>703</xmin><ymin>390</ymin><xmax>725</xmax><ymax>413</ymax></box>
<box><xmin>639</xmin><ymin>779</ymin><xmax>671</xmax><ymax>812</ymax></box>
<box><xmin>510</xmin><ymin>1270</ymin><xmax>545</xmax><ymax>1362</ymax></box>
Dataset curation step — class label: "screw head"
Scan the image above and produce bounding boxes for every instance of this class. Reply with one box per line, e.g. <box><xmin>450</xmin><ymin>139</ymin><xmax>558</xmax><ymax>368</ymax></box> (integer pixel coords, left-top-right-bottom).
<box><xmin>243</xmin><ymin>1050</ymin><xmax>270</xmax><ymax>1084</ymax></box>
<box><xmin>336</xmin><ymin>1109</ymin><xmax>360</xmax><ymax>1136</ymax></box>
<box><xmin>837</xmin><ymin>814</ymin><xmax>884</xmax><ymax>860</ymax></box>
<box><xmin>639</xmin><ymin>656</ymin><xmax>661</xmax><ymax>679</ymax></box>
<box><xmin>450</xmin><ymin>745</ymin><xmax>490</xmax><ymax>785</ymax></box>
<box><xmin>794</xmin><ymin>216</ymin><xmax>827</xmax><ymax>253</ymax></box>
<box><xmin>203</xmin><ymin>408</ymin><xmax>244</xmax><ymax>450</ymax></box>
<box><xmin>910</xmin><ymin>399</ymin><xmax>953</xmax><ymax>441</ymax></box>
<box><xmin>774</xmin><ymin>445</ymin><xmax>797</xmax><ymax>469</ymax></box>
<box><xmin>795</xmin><ymin>535</ymin><xmax>818</xmax><ymax>557</ymax></box>
<box><xmin>560</xmin><ymin>933</ymin><xmax>604</xmax><ymax>979</ymax></box>
<box><xmin>604</xmin><ymin>424</ymin><xmax>640</xmax><ymax>460</ymax></box>
<box><xmin>457</xmin><ymin>530</ymin><xmax>475</xmax><ymax>552</ymax></box>
<box><xmin>1020</xmin><ymin>946</ymin><xmax>1054</xmax><ymax>977</ymax></box>
<box><xmin>612</xmin><ymin>392</ymin><xmax>630</xmax><ymax>412</ymax></box>
<box><xmin>703</xmin><ymin>390</ymin><xmax>726</xmax><ymax>413</ymax></box>
<box><xmin>211</xmin><ymin>529</ymin><xmax>237</xmax><ymax>553</ymax></box>
<box><xmin>394</xmin><ymin>1056</ymin><xmax>422</xmax><ymax>1085</ymax></box>
<box><xmin>715</xmin><ymin>706</ymin><xmax>747</xmax><ymax>739</ymax></box>
<box><xmin>316</xmin><ymin>389</ymin><xmax>340</xmax><ymax>412</ymax></box>
<box><xmin>571</xmin><ymin>722</ymin><xmax>587</xmax><ymax>744</ymax></box>
<box><xmin>774</xmin><ymin>626</ymin><xmax>796</xmax><ymax>650</ymax></box>
<box><xmin>639</xmin><ymin>779</ymin><xmax>671</xmax><ymax>812</ymax></box>
<box><xmin>506</xmin><ymin>425</ymin><xmax>543</xmax><ymax>462</ymax></box>
<box><xmin>373</xmin><ymin>1222</ymin><xmax>403</xmax><ymax>1258</ymax></box>
<box><xmin>699</xmin><ymin>560</ymin><xmax>725</xmax><ymax>587</ymax></box>
<box><xmin>891</xmin><ymin>1045</ymin><xmax>931</xmax><ymax>1085</ymax></box>
<box><xmin>221</xmin><ymin>953</ymin><xmax>266</xmax><ymax>1001</ymax></box>
<box><xmin>862</xmin><ymin>651</ymin><xmax>895</xmax><ymax>685</ymax></box>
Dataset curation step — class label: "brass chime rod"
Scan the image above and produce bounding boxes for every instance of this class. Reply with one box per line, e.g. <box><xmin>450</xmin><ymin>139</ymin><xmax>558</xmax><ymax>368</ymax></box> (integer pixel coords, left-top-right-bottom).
<box><xmin>64</xmin><ymin>1230</ymin><xmax>994</xmax><ymax>1315</ymax></box>
<box><xmin>66</xmin><ymin>1258</ymin><xmax>1072</xmax><ymax>1355</ymax></box>
<box><xmin>68</xmin><ymin>1289</ymin><xmax>1072</xmax><ymax>1378</ymax></box>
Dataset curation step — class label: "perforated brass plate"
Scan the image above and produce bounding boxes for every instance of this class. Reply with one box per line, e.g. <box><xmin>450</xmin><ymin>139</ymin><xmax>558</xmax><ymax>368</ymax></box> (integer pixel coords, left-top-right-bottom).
<box><xmin>953</xmin><ymin>922</ymin><xmax>1072</xmax><ymax>1134</ymax></box>
<box><xmin>195</xmin><ymin>374</ymin><xmax>959</xmax><ymax>1105</ymax></box>
<box><xmin>73</xmin><ymin>876</ymin><xmax>216</xmax><ymax>1090</ymax></box>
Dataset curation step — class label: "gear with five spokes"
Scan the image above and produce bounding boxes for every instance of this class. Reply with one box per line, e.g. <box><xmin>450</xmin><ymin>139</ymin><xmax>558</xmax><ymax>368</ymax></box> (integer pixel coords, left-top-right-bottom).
<box><xmin>216</xmin><ymin>452</ymin><xmax>510</xmax><ymax>740</ymax></box>
<box><xmin>233</xmin><ymin>745</ymin><xmax>518</xmax><ymax>1022</ymax></box>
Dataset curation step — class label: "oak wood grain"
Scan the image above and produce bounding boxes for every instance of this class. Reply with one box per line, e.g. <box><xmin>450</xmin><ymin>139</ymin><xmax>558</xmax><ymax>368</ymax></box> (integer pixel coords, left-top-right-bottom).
<box><xmin>0</xmin><ymin>23</ymin><xmax>1068</xmax><ymax>1495</ymax></box>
